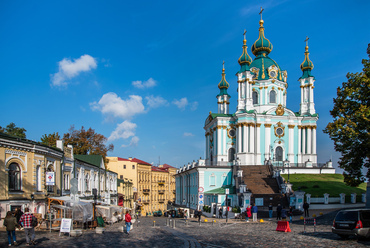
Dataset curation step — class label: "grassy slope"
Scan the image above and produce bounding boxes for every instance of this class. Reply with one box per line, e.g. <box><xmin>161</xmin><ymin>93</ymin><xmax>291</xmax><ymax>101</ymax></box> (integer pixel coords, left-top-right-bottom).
<box><xmin>281</xmin><ymin>174</ymin><xmax>366</xmax><ymax>197</ymax></box>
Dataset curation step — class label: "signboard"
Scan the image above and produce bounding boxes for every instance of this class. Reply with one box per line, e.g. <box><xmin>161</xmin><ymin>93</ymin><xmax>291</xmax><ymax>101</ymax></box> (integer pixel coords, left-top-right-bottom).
<box><xmin>60</xmin><ymin>218</ymin><xmax>72</xmax><ymax>233</ymax></box>
<box><xmin>225</xmin><ymin>188</ymin><xmax>229</xmax><ymax>195</ymax></box>
<box><xmin>46</xmin><ymin>172</ymin><xmax>55</xmax><ymax>186</ymax></box>
<box><xmin>198</xmin><ymin>193</ymin><xmax>204</xmax><ymax>206</ymax></box>
<box><xmin>199</xmin><ymin>200</ymin><xmax>204</xmax><ymax>205</ymax></box>
<box><xmin>198</xmin><ymin>187</ymin><xmax>204</xmax><ymax>193</ymax></box>
<box><xmin>199</xmin><ymin>194</ymin><xmax>204</xmax><ymax>199</ymax></box>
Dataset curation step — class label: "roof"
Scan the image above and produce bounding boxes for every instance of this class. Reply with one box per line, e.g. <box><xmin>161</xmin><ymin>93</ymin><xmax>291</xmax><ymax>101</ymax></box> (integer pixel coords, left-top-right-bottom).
<box><xmin>204</xmin><ymin>186</ymin><xmax>235</xmax><ymax>195</ymax></box>
<box><xmin>162</xmin><ymin>164</ymin><xmax>176</xmax><ymax>169</ymax></box>
<box><xmin>74</xmin><ymin>154</ymin><xmax>103</xmax><ymax>168</ymax></box>
<box><xmin>117</xmin><ymin>157</ymin><xmax>151</xmax><ymax>166</ymax></box>
<box><xmin>152</xmin><ymin>166</ymin><xmax>167</xmax><ymax>172</ymax></box>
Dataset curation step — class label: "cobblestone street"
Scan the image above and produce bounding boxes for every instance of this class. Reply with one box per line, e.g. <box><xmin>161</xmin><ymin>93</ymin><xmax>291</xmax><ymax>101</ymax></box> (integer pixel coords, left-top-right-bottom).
<box><xmin>1</xmin><ymin>215</ymin><xmax>370</xmax><ymax>248</ymax></box>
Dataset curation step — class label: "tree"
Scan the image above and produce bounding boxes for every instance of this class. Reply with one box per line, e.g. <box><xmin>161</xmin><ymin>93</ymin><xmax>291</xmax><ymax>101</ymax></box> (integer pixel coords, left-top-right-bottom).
<box><xmin>63</xmin><ymin>125</ymin><xmax>114</xmax><ymax>159</ymax></box>
<box><xmin>324</xmin><ymin>43</ymin><xmax>370</xmax><ymax>187</ymax></box>
<box><xmin>40</xmin><ymin>132</ymin><xmax>61</xmax><ymax>147</ymax></box>
<box><xmin>0</xmin><ymin>122</ymin><xmax>27</xmax><ymax>138</ymax></box>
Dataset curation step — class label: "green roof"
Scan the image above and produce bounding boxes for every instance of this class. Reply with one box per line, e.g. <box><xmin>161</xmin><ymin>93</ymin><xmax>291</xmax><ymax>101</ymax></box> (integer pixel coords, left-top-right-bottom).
<box><xmin>210</xmin><ymin>113</ymin><xmax>234</xmax><ymax>118</ymax></box>
<box><xmin>74</xmin><ymin>154</ymin><xmax>103</xmax><ymax>168</ymax></box>
<box><xmin>204</xmin><ymin>186</ymin><xmax>235</xmax><ymax>195</ymax></box>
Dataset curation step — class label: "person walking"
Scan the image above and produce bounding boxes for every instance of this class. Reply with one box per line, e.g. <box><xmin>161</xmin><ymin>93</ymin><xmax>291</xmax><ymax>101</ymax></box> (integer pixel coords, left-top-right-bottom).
<box><xmin>197</xmin><ymin>209</ymin><xmax>202</xmax><ymax>222</ymax></box>
<box><xmin>276</xmin><ymin>204</ymin><xmax>282</xmax><ymax>220</ymax></box>
<box><xmin>125</xmin><ymin>211</ymin><xmax>132</xmax><ymax>235</ymax></box>
<box><xmin>14</xmin><ymin>208</ymin><xmax>23</xmax><ymax>227</ymax></box>
<box><xmin>268</xmin><ymin>203</ymin><xmax>273</xmax><ymax>220</ymax></box>
<box><xmin>251</xmin><ymin>203</ymin><xmax>258</xmax><ymax>222</ymax></box>
<box><xmin>19</xmin><ymin>207</ymin><xmax>37</xmax><ymax>246</ymax></box>
<box><xmin>218</xmin><ymin>208</ymin><xmax>223</xmax><ymax>219</ymax></box>
<box><xmin>303</xmin><ymin>201</ymin><xmax>309</xmax><ymax>217</ymax></box>
<box><xmin>288</xmin><ymin>206</ymin><xmax>293</xmax><ymax>223</ymax></box>
<box><xmin>4</xmin><ymin>211</ymin><xmax>19</xmax><ymax>246</ymax></box>
<box><xmin>246</xmin><ymin>205</ymin><xmax>252</xmax><ymax>222</ymax></box>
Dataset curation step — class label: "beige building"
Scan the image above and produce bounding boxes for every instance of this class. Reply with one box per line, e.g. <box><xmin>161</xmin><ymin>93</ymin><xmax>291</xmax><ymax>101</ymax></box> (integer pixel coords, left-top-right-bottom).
<box><xmin>0</xmin><ymin>132</ymin><xmax>64</xmax><ymax>222</ymax></box>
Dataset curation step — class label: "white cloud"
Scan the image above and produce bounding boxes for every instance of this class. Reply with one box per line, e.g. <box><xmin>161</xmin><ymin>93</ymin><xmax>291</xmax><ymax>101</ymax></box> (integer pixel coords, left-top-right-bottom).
<box><xmin>121</xmin><ymin>136</ymin><xmax>140</xmax><ymax>147</ymax></box>
<box><xmin>173</xmin><ymin>97</ymin><xmax>188</xmax><ymax>110</ymax></box>
<box><xmin>109</xmin><ymin>120</ymin><xmax>137</xmax><ymax>141</ymax></box>
<box><xmin>51</xmin><ymin>54</ymin><xmax>97</xmax><ymax>87</ymax></box>
<box><xmin>90</xmin><ymin>92</ymin><xmax>145</xmax><ymax>119</ymax></box>
<box><xmin>184</xmin><ymin>132</ymin><xmax>194</xmax><ymax>137</ymax></box>
<box><xmin>132</xmin><ymin>78</ymin><xmax>157</xmax><ymax>89</ymax></box>
<box><xmin>190</xmin><ymin>101</ymin><xmax>198</xmax><ymax>111</ymax></box>
<box><xmin>145</xmin><ymin>95</ymin><xmax>168</xmax><ymax>109</ymax></box>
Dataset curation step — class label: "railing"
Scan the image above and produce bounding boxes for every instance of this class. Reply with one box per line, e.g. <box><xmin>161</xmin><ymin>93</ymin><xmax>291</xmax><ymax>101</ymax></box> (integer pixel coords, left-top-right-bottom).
<box><xmin>143</xmin><ymin>189</ymin><xmax>150</xmax><ymax>194</ymax></box>
<box><xmin>272</xmin><ymin>162</ymin><xmax>328</xmax><ymax>168</ymax></box>
<box><xmin>158</xmin><ymin>180</ymin><xmax>165</xmax><ymax>184</ymax></box>
<box><xmin>158</xmin><ymin>199</ymin><xmax>165</xmax><ymax>203</ymax></box>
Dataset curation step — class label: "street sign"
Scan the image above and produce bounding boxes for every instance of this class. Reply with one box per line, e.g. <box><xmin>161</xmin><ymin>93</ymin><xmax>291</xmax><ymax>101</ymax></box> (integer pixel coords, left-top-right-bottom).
<box><xmin>199</xmin><ymin>194</ymin><xmax>204</xmax><ymax>199</ymax></box>
<box><xmin>199</xmin><ymin>200</ymin><xmax>204</xmax><ymax>205</ymax></box>
<box><xmin>198</xmin><ymin>187</ymin><xmax>204</xmax><ymax>193</ymax></box>
<box><xmin>225</xmin><ymin>188</ymin><xmax>229</xmax><ymax>195</ymax></box>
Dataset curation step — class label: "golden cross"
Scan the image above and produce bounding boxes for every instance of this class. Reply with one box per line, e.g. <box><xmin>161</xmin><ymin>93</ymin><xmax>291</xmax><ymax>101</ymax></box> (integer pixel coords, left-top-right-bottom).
<box><xmin>243</xmin><ymin>29</ymin><xmax>247</xmax><ymax>39</ymax></box>
<box><xmin>259</xmin><ymin>7</ymin><xmax>264</xmax><ymax>20</ymax></box>
<box><xmin>222</xmin><ymin>60</ymin><xmax>225</xmax><ymax>69</ymax></box>
<box><xmin>305</xmin><ymin>36</ymin><xmax>309</xmax><ymax>46</ymax></box>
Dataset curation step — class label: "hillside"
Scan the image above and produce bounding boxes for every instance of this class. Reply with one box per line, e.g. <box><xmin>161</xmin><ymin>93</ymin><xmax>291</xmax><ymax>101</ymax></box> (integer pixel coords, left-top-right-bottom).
<box><xmin>281</xmin><ymin>174</ymin><xmax>366</xmax><ymax>197</ymax></box>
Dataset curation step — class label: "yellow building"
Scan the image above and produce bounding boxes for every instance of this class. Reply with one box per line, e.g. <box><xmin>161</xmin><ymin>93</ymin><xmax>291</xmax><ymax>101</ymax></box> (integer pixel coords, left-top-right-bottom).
<box><xmin>136</xmin><ymin>158</ymin><xmax>152</xmax><ymax>215</ymax></box>
<box><xmin>0</xmin><ymin>132</ymin><xmax>64</xmax><ymax>221</ymax></box>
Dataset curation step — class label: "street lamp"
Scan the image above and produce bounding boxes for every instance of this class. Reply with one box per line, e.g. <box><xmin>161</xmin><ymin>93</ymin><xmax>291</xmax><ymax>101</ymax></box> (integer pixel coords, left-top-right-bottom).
<box><xmin>285</xmin><ymin>158</ymin><xmax>290</xmax><ymax>183</ymax></box>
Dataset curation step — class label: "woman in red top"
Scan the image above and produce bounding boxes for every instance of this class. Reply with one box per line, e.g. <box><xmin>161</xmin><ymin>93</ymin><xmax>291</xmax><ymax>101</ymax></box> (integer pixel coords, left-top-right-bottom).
<box><xmin>245</xmin><ymin>205</ymin><xmax>252</xmax><ymax>222</ymax></box>
<box><xmin>125</xmin><ymin>211</ymin><xmax>132</xmax><ymax>234</ymax></box>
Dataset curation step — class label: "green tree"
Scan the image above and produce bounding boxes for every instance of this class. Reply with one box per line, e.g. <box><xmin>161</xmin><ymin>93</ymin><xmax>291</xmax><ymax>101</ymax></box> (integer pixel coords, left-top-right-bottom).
<box><xmin>63</xmin><ymin>125</ymin><xmax>114</xmax><ymax>159</ymax></box>
<box><xmin>0</xmin><ymin>122</ymin><xmax>27</xmax><ymax>138</ymax></box>
<box><xmin>40</xmin><ymin>132</ymin><xmax>61</xmax><ymax>147</ymax></box>
<box><xmin>324</xmin><ymin>43</ymin><xmax>370</xmax><ymax>187</ymax></box>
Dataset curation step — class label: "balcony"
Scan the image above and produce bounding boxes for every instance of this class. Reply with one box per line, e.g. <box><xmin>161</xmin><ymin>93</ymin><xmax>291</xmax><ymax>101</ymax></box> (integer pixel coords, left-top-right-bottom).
<box><xmin>158</xmin><ymin>180</ymin><xmax>165</xmax><ymax>185</ymax></box>
<box><xmin>142</xmin><ymin>200</ymin><xmax>150</xmax><ymax>204</ymax></box>
<box><xmin>143</xmin><ymin>189</ymin><xmax>150</xmax><ymax>194</ymax></box>
<box><xmin>158</xmin><ymin>190</ymin><xmax>165</xmax><ymax>194</ymax></box>
<box><xmin>158</xmin><ymin>199</ymin><xmax>165</xmax><ymax>203</ymax></box>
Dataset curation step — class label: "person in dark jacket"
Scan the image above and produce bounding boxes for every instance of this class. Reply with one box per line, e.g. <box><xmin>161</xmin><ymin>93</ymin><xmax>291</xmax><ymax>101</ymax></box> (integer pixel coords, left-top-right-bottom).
<box><xmin>218</xmin><ymin>208</ymin><xmax>223</xmax><ymax>219</ymax></box>
<box><xmin>288</xmin><ymin>206</ymin><xmax>293</xmax><ymax>223</ymax></box>
<box><xmin>4</xmin><ymin>211</ymin><xmax>19</xmax><ymax>246</ymax></box>
<box><xmin>276</xmin><ymin>204</ymin><xmax>282</xmax><ymax>220</ymax></box>
<box><xmin>251</xmin><ymin>203</ymin><xmax>258</xmax><ymax>222</ymax></box>
<box><xmin>14</xmin><ymin>208</ymin><xmax>23</xmax><ymax>225</ymax></box>
<box><xmin>303</xmin><ymin>202</ymin><xmax>309</xmax><ymax>217</ymax></box>
<box><xmin>197</xmin><ymin>209</ymin><xmax>202</xmax><ymax>222</ymax></box>
<box><xmin>268</xmin><ymin>203</ymin><xmax>273</xmax><ymax>219</ymax></box>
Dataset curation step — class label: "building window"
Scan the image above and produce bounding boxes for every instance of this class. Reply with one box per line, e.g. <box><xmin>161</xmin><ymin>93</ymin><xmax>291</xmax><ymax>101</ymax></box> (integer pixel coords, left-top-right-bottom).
<box><xmin>36</xmin><ymin>165</ymin><xmax>42</xmax><ymax>191</ymax></box>
<box><xmin>8</xmin><ymin>163</ymin><xmax>21</xmax><ymax>191</ymax></box>
<box><xmin>64</xmin><ymin>174</ymin><xmax>70</xmax><ymax>190</ymax></box>
<box><xmin>132</xmin><ymin>165</ymin><xmax>135</xmax><ymax>169</ymax></box>
<box><xmin>270</xmin><ymin>90</ymin><xmax>276</xmax><ymax>103</ymax></box>
<box><xmin>120</xmin><ymin>175</ymin><xmax>123</xmax><ymax>179</ymax></box>
<box><xmin>228</xmin><ymin>148</ymin><xmax>235</xmax><ymax>162</ymax></box>
<box><xmin>275</xmin><ymin>146</ymin><xmax>283</xmax><ymax>161</ymax></box>
<box><xmin>252</xmin><ymin>91</ymin><xmax>259</xmax><ymax>105</ymax></box>
<box><xmin>124</xmin><ymin>165</ymin><xmax>126</xmax><ymax>169</ymax></box>
<box><xmin>210</xmin><ymin>173</ymin><xmax>216</xmax><ymax>186</ymax></box>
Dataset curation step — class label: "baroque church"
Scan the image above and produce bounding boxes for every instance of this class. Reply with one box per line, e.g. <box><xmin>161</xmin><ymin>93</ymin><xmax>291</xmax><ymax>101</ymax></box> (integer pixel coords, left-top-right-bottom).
<box><xmin>204</xmin><ymin>17</ymin><xmax>318</xmax><ymax>167</ymax></box>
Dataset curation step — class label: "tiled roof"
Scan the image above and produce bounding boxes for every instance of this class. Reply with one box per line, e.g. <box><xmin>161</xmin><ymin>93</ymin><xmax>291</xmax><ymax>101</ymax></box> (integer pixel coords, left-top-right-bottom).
<box><xmin>152</xmin><ymin>166</ymin><xmax>167</xmax><ymax>172</ymax></box>
<box><xmin>162</xmin><ymin>164</ymin><xmax>176</xmax><ymax>169</ymax></box>
<box><xmin>117</xmin><ymin>157</ymin><xmax>151</xmax><ymax>166</ymax></box>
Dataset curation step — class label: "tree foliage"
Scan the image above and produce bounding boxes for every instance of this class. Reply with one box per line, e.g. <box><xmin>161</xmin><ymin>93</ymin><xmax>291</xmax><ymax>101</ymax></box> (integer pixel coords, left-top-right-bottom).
<box><xmin>62</xmin><ymin>125</ymin><xmax>114</xmax><ymax>159</ymax></box>
<box><xmin>0</xmin><ymin>122</ymin><xmax>27</xmax><ymax>138</ymax></box>
<box><xmin>40</xmin><ymin>132</ymin><xmax>61</xmax><ymax>147</ymax></box>
<box><xmin>324</xmin><ymin>43</ymin><xmax>370</xmax><ymax>187</ymax></box>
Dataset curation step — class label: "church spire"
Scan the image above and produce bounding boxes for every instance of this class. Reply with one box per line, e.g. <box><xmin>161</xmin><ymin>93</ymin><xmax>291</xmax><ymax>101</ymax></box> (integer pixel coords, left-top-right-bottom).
<box><xmin>251</xmin><ymin>7</ymin><xmax>273</xmax><ymax>56</ymax></box>
<box><xmin>238</xmin><ymin>30</ymin><xmax>252</xmax><ymax>72</ymax></box>
<box><xmin>217</xmin><ymin>62</ymin><xmax>230</xmax><ymax>114</ymax></box>
<box><xmin>300</xmin><ymin>36</ymin><xmax>314</xmax><ymax>79</ymax></box>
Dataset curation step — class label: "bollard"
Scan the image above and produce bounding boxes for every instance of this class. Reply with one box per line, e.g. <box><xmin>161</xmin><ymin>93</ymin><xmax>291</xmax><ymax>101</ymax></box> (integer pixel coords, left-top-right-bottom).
<box><xmin>304</xmin><ymin>218</ymin><xmax>306</xmax><ymax>233</ymax></box>
<box><xmin>314</xmin><ymin>218</ymin><xmax>316</xmax><ymax>232</ymax></box>
<box><xmin>153</xmin><ymin>221</ymin><xmax>156</xmax><ymax>227</ymax></box>
<box><xmin>185</xmin><ymin>219</ymin><xmax>188</xmax><ymax>226</ymax></box>
<box><xmin>173</xmin><ymin>219</ymin><xmax>176</xmax><ymax>229</ymax></box>
<box><xmin>166</xmin><ymin>219</ymin><xmax>169</xmax><ymax>226</ymax></box>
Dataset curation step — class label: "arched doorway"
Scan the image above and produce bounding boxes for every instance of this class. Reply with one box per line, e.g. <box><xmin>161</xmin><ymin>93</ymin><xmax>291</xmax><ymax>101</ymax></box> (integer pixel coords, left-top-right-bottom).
<box><xmin>228</xmin><ymin>148</ymin><xmax>235</xmax><ymax>162</ymax></box>
<box><xmin>275</xmin><ymin>146</ymin><xmax>283</xmax><ymax>161</ymax></box>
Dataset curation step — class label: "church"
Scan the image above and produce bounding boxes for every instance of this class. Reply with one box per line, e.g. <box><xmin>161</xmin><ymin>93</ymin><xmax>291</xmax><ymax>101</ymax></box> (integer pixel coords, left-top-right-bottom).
<box><xmin>175</xmin><ymin>11</ymin><xmax>334</xmax><ymax>213</ymax></box>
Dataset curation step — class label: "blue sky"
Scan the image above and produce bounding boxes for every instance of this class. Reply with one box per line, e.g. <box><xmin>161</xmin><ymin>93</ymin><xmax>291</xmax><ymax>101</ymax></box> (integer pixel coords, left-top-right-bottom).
<box><xmin>1</xmin><ymin>0</ymin><xmax>369</xmax><ymax>170</ymax></box>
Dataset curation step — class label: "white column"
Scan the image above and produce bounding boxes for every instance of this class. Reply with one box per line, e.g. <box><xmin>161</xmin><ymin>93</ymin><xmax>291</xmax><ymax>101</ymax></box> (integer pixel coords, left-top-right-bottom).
<box><xmin>237</xmin><ymin>124</ymin><xmax>242</xmax><ymax>154</ymax></box>
<box><xmin>312</xmin><ymin>127</ymin><xmax>317</xmax><ymax>154</ymax></box>
<box><xmin>250</xmin><ymin>124</ymin><xmax>255</xmax><ymax>154</ymax></box>
<box><xmin>213</xmin><ymin>129</ymin><xmax>217</xmax><ymax>157</ymax></box>
<box><xmin>302</xmin><ymin>127</ymin><xmax>306</xmax><ymax>155</ymax></box>
<box><xmin>217</xmin><ymin>127</ymin><xmax>222</xmax><ymax>156</ymax></box>
<box><xmin>256</xmin><ymin>124</ymin><xmax>260</xmax><ymax>154</ymax></box>
<box><xmin>298</xmin><ymin>126</ymin><xmax>301</xmax><ymax>161</ymax></box>
<box><xmin>242</xmin><ymin>124</ymin><xmax>247</xmax><ymax>152</ymax></box>
<box><xmin>288</xmin><ymin>125</ymin><xmax>294</xmax><ymax>161</ymax></box>
<box><xmin>265</xmin><ymin>124</ymin><xmax>271</xmax><ymax>159</ymax></box>
<box><xmin>307</xmin><ymin>127</ymin><xmax>312</xmax><ymax>154</ymax></box>
<box><xmin>300</xmin><ymin>85</ymin><xmax>304</xmax><ymax>105</ymax></box>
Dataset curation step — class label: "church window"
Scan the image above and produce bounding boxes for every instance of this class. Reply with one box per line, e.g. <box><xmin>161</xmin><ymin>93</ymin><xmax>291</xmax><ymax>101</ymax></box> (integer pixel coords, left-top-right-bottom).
<box><xmin>252</xmin><ymin>91</ymin><xmax>259</xmax><ymax>105</ymax></box>
<box><xmin>8</xmin><ymin>163</ymin><xmax>21</xmax><ymax>191</ymax></box>
<box><xmin>270</xmin><ymin>90</ymin><xmax>276</xmax><ymax>103</ymax></box>
<box><xmin>275</xmin><ymin>146</ymin><xmax>283</xmax><ymax>161</ymax></box>
<box><xmin>228</xmin><ymin>148</ymin><xmax>235</xmax><ymax>162</ymax></box>
<box><xmin>210</xmin><ymin>173</ymin><xmax>216</xmax><ymax>186</ymax></box>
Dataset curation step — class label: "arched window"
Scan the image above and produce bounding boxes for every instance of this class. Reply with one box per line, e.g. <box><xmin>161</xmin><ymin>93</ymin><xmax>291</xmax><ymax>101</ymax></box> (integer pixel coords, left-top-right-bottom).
<box><xmin>270</xmin><ymin>90</ymin><xmax>276</xmax><ymax>103</ymax></box>
<box><xmin>85</xmin><ymin>174</ymin><xmax>90</xmax><ymax>191</ymax></box>
<box><xmin>210</xmin><ymin>173</ymin><xmax>216</xmax><ymax>186</ymax></box>
<box><xmin>275</xmin><ymin>146</ymin><xmax>283</xmax><ymax>161</ymax></box>
<box><xmin>228</xmin><ymin>148</ymin><xmax>235</xmax><ymax>162</ymax></box>
<box><xmin>8</xmin><ymin>163</ymin><xmax>21</xmax><ymax>191</ymax></box>
<box><xmin>252</xmin><ymin>91</ymin><xmax>259</xmax><ymax>105</ymax></box>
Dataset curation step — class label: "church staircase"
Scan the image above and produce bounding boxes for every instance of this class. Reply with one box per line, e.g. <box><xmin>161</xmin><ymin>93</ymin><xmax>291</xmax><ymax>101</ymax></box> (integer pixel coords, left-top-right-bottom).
<box><xmin>240</xmin><ymin>165</ymin><xmax>287</xmax><ymax>206</ymax></box>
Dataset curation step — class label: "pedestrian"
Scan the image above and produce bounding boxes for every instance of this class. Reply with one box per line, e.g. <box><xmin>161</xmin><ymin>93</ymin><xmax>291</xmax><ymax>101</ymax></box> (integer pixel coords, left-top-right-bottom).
<box><xmin>14</xmin><ymin>208</ymin><xmax>23</xmax><ymax>227</ymax></box>
<box><xmin>184</xmin><ymin>210</ymin><xmax>188</xmax><ymax>220</ymax></box>
<box><xmin>246</xmin><ymin>205</ymin><xmax>252</xmax><ymax>222</ymax></box>
<box><xmin>251</xmin><ymin>203</ymin><xmax>258</xmax><ymax>222</ymax></box>
<box><xmin>218</xmin><ymin>208</ymin><xmax>223</xmax><ymax>219</ymax></box>
<box><xmin>194</xmin><ymin>209</ymin><xmax>198</xmax><ymax>219</ymax></box>
<box><xmin>198</xmin><ymin>209</ymin><xmax>202</xmax><ymax>222</ymax></box>
<box><xmin>303</xmin><ymin>201</ymin><xmax>309</xmax><ymax>217</ymax></box>
<box><xmin>44</xmin><ymin>209</ymin><xmax>54</xmax><ymax>229</ymax></box>
<box><xmin>276</xmin><ymin>204</ymin><xmax>282</xmax><ymax>220</ymax></box>
<box><xmin>288</xmin><ymin>206</ymin><xmax>293</xmax><ymax>223</ymax></box>
<box><xmin>268</xmin><ymin>203</ymin><xmax>273</xmax><ymax>220</ymax></box>
<box><xmin>4</xmin><ymin>211</ymin><xmax>19</xmax><ymax>246</ymax></box>
<box><xmin>125</xmin><ymin>211</ymin><xmax>132</xmax><ymax>235</ymax></box>
<box><xmin>19</xmin><ymin>207</ymin><xmax>37</xmax><ymax>246</ymax></box>
<box><xmin>281</xmin><ymin>208</ymin><xmax>287</xmax><ymax>221</ymax></box>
